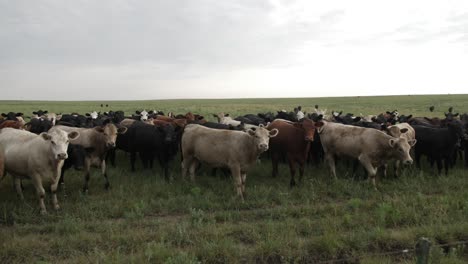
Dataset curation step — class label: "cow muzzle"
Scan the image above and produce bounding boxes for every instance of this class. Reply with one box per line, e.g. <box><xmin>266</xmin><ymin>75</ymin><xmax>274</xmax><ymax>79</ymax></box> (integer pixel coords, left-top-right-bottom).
<box><xmin>259</xmin><ymin>143</ymin><xmax>268</xmax><ymax>152</ymax></box>
<box><xmin>57</xmin><ymin>153</ymin><xmax>68</xmax><ymax>160</ymax></box>
<box><xmin>107</xmin><ymin>142</ymin><xmax>116</xmax><ymax>148</ymax></box>
<box><xmin>403</xmin><ymin>159</ymin><xmax>413</xmax><ymax>165</ymax></box>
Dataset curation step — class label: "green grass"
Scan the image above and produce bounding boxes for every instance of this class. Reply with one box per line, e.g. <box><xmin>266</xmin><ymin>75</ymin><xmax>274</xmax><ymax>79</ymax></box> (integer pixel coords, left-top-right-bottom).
<box><xmin>1</xmin><ymin>94</ymin><xmax>468</xmax><ymax>263</ymax></box>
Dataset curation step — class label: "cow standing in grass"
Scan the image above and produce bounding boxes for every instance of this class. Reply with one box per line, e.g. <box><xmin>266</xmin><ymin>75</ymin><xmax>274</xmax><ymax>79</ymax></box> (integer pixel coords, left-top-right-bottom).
<box><xmin>0</xmin><ymin>127</ymin><xmax>79</xmax><ymax>214</ymax></box>
<box><xmin>181</xmin><ymin>124</ymin><xmax>278</xmax><ymax>200</ymax></box>
<box><xmin>318</xmin><ymin>121</ymin><xmax>415</xmax><ymax>189</ymax></box>
<box><xmin>55</xmin><ymin>122</ymin><xmax>127</xmax><ymax>192</ymax></box>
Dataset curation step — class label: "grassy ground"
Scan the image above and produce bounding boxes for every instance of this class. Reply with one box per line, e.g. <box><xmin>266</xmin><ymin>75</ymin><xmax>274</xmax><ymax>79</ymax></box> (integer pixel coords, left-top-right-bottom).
<box><xmin>0</xmin><ymin>94</ymin><xmax>468</xmax><ymax>263</ymax></box>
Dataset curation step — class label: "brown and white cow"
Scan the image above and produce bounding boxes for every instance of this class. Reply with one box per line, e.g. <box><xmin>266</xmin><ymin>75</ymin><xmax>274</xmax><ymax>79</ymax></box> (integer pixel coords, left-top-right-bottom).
<box><xmin>55</xmin><ymin>122</ymin><xmax>127</xmax><ymax>192</ymax></box>
<box><xmin>318</xmin><ymin>121</ymin><xmax>415</xmax><ymax>189</ymax></box>
<box><xmin>181</xmin><ymin>124</ymin><xmax>278</xmax><ymax>200</ymax></box>
<box><xmin>0</xmin><ymin>127</ymin><xmax>79</xmax><ymax>214</ymax></box>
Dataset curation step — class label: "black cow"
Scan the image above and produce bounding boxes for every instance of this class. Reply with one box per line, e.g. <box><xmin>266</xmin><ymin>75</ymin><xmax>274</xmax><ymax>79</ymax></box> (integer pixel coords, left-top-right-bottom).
<box><xmin>257</xmin><ymin>112</ymin><xmax>276</xmax><ymax>123</ymax></box>
<box><xmin>114</xmin><ymin>121</ymin><xmax>180</xmax><ymax>180</ymax></box>
<box><xmin>25</xmin><ymin>118</ymin><xmax>53</xmax><ymax>134</ymax></box>
<box><xmin>103</xmin><ymin>110</ymin><xmax>126</xmax><ymax>124</ymax></box>
<box><xmin>58</xmin><ymin>144</ymin><xmax>88</xmax><ymax>188</ymax></box>
<box><xmin>57</xmin><ymin>114</ymin><xmax>92</xmax><ymax>128</ymax></box>
<box><xmin>275</xmin><ymin>111</ymin><xmax>296</xmax><ymax>122</ymax></box>
<box><xmin>201</xmin><ymin>122</ymin><xmax>244</xmax><ymax>130</ymax></box>
<box><xmin>413</xmin><ymin>122</ymin><xmax>464</xmax><ymax>175</ymax></box>
<box><xmin>1</xmin><ymin>112</ymin><xmax>23</xmax><ymax>121</ymax></box>
<box><xmin>32</xmin><ymin>110</ymin><xmax>48</xmax><ymax>118</ymax></box>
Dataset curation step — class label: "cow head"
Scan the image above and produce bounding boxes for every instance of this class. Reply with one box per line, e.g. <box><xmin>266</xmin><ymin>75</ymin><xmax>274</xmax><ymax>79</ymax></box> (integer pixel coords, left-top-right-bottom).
<box><xmin>247</xmin><ymin>125</ymin><xmax>279</xmax><ymax>152</ymax></box>
<box><xmin>388</xmin><ymin>137</ymin><xmax>415</xmax><ymax>165</ymax></box>
<box><xmin>136</xmin><ymin>110</ymin><xmax>149</xmax><ymax>121</ymax></box>
<box><xmin>85</xmin><ymin>111</ymin><xmax>99</xmax><ymax>120</ymax></box>
<box><xmin>1</xmin><ymin>112</ymin><xmax>23</xmax><ymax>121</ymax></box>
<box><xmin>157</xmin><ymin>124</ymin><xmax>177</xmax><ymax>143</ymax></box>
<box><xmin>294</xmin><ymin>118</ymin><xmax>323</xmax><ymax>141</ymax></box>
<box><xmin>95</xmin><ymin>123</ymin><xmax>128</xmax><ymax>148</ymax></box>
<box><xmin>42</xmin><ymin>128</ymin><xmax>80</xmax><ymax>160</ymax></box>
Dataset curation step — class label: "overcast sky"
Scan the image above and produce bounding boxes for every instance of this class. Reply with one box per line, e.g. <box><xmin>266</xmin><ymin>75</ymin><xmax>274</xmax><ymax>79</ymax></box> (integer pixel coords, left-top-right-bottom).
<box><xmin>1</xmin><ymin>0</ymin><xmax>468</xmax><ymax>100</ymax></box>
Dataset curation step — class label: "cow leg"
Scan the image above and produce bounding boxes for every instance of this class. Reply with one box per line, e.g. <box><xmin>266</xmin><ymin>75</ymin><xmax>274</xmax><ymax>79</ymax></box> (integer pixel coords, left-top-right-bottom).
<box><xmin>188</xmin><ymin>160</ymin><xmax>198</xmax><ymax>182</ymax></box>
<box><xmin>101</xmin><ymin>160</ymin><xmax>110</xmax><ymax>190</ymax></box>
<box><xmin>230</xmin><ymin>165</ymin><xmax>244</xmax><ymax>201</ymax></box>
<box><xmin>271</xmin><ymin>152</ymin><xmax>280</xmax><ymax>178</ymax></box>
<box><xmin>51</xmin><ymin>163</ymin><xmax>63</xmax><ymax>210</ymax></box>
<box><xmin>288</xmin><ymin>156</ymin><xmax>297</xmax><ymax>187</ymax></box>
<box><xmin>443</xmin><ymin>158</ymin><xmax>449</xmax><ymax>175</ymax></box>
<box><xmin>130</xmin><ymin>151</ymin><xmax>137</xmax><ymax>171</ymax></box>
<box><xmin>358</xmin><ymin>155</ymin><xmax>378</xmax><ymax>190</ymax></box>
<box><xmin>435</xmin><ymin>158</ymin><xmax>442</xmax><ymax>176</ymax></box>
<box><xmin>31</xmin><ymin>174</ymin><xmax>47</xmax><ymax>214</ymax></box>
<box><xmin>158</xmin><ymin>153</ymin><xmax>169</xmax><ymax>181</ymax></box>
<box><xmin>298</xmin><ymin>159</ymin><xmax>305</xmax><ymax>183</ymax></box>
<box><xmin>14</xmin><ymin>177</ymin><xmax>24</xmax><ymax>200</ymax></box>
<box><xmin>325</xmin><ymin>153</ymin><xmax>337</xmax><ymax>179</ymax></box>
<box><xmin>415</xmin><ymin>148</ymin><xmax>422</xmax><ymax>169</ymax></box>
<box><xmin>108</xmin><ymin>148</ymin><xmax>116</xmax><ymax>167</ymax></box>
<box><xmin>394</xmin><ymin>160</ymin><xmax>400</xmax><ymax>178</ymax></box>
<box><xmin>241</xmin><ymin>173</ymin><xmax>247</xmax><ymax>198</ymax></box>
<box><xmin>82</xmin><ymin>158</ymin><xmax>91</xmax><ymax>193</ymax></box>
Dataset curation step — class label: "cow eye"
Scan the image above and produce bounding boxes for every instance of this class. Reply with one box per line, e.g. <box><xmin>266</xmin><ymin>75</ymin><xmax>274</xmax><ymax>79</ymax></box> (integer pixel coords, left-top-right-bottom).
<box><xmin>51</xmin><ymin>141</ymin><xmax>56</xmax><ymax>145</ymax></box>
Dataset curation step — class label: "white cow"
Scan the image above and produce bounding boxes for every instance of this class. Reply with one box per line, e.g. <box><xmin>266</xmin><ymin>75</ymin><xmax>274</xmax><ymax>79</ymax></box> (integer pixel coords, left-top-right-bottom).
<box><xmin>181</xmin><ymin>124</ymin><xmax>278</xmax><ymax>200</ymax></box>
<box><xmin>0</xmin><ymin>127</ymin><xmax>79</xmax><ymax>214</ymax></box>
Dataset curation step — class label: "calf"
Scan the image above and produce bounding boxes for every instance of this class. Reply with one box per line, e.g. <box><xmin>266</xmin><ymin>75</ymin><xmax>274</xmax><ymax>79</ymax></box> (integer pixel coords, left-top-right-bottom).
<box><xmin>0</xmin><ymin>127</ymin><xmax>79</xmax><ymax>214</ymax></box>
<box><xmin>318</xmin><ymin>121</ymin><xmax>415</xmax><ymax>189</ymax></box>
<box><xmin>181</xmin><ymin>124</ymin><xmax>278</xmax><ymax>200</ymax></box>
<box><xmin>55</xmin><ymin>122</ymin><xmax>127</xmax><ymax>192</ymax></box>
<box><xmin>267</xmin><ymin>118</ymin><xmax>323</xmax><ymax>186</ymax></box>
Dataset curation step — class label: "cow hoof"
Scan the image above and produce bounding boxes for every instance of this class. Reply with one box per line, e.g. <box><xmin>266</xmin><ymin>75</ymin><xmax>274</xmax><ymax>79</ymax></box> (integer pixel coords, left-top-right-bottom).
<box><xmin>104</xmin><ymin>183</ymin><xmax>111</xmax><ymax>190</ymax></box>
<box><xmin>82</xmin><ymin>188</ymin><xmax>89</xmax><ymax>194</ymax></box>
<box><xmin>40</xmin><ymin>209</ymin><xmax>47</xmax><ymax>215</ymax></box>
<box><xmin>54</xmin><ymin>205</ymin><xmax>61</xmax><ymax>211</ymax></box>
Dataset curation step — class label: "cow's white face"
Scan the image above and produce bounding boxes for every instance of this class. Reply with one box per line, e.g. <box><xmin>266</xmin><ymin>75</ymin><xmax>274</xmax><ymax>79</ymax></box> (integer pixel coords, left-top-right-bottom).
<box><xmin>90</xmin><ymin>111</ymin><xmax>98</xmax><ymax>119</ymax></box>
<box><xmin>140</xmin><ymin>110</ymin><xmax>149</xmax><ymax>121</ymax></box>
<box><xmin>389</xmin><ymin>137</ymin><xmax>415</xmax><ymax>165</ymax></box>
<box><xmin>247</xmin><ymin>125</ymin><xmax>279</xmax><ymax>152</ymax></box>
<box><xmin>42</xmin><ymin>128</ymin><xmax>80</xmax><ymax>160</ymax></box>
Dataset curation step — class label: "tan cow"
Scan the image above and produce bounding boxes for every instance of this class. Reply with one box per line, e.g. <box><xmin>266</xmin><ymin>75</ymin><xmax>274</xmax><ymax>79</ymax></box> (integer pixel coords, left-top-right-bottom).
<box><xmin>181</xmin><ymin>124</ymin><xmax>278</xmax><ymax>200</ymax></box>
<box><xmin>318</xmin><ymin>121</ymin><xmax>415</xmax><ymax>189</ymax></box>
<box><xmin>0</xmin><ymin>127</ymin><xmax>79</xmax><ymax>214</ymax></box>
<box><xmin>382</xmin><ymin>122</ymin><xmax>417</xmax><ymax>177</ymax></box>
<box><xmin>55</xmin><ymin>123</ymin><xmax>127</xmax><ymax>192</ymax></box>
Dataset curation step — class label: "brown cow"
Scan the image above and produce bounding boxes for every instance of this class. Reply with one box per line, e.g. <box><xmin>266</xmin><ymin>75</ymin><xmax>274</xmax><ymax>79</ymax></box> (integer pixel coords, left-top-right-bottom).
<box><xmin>0</xmin><ymin>120</ymin><xmax>24</xmax><ymax>129</ymax></box>
<box><xmin>267</xmin><ymin>118</ymin><xmax>323</xmax><ymax>186</ymax></box>
<box><xmin>55</xmin><ymin>123</ymin><xmax>127</xmax><ymax>192</ymax></box>
<box><xmin>181</xmin><ymin>124</ymin><xmax>278</xmax><ymax>200</ymax></box>
<box><xmin>318</xmin><ymin>121</ymin><xmax>415</xmax><ymax>189</ymax></box>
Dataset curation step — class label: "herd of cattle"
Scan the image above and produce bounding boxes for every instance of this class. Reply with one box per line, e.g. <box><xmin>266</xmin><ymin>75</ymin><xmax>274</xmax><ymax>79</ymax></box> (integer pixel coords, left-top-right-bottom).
<box><xmin>0</xmin><ymin>106</ymin><xmax>467</xmax><ymax>214</ymax></box>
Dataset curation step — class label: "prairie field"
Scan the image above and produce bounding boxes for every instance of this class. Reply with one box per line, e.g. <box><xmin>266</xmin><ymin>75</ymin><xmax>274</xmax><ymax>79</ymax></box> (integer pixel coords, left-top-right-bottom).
<box><xmin>0</xmin><ymin>94</ymin><xmax>468</xmax><ymax>263</ymax></box>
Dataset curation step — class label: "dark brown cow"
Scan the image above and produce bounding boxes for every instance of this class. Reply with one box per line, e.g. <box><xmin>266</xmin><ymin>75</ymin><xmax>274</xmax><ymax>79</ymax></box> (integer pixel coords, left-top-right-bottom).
<box><xmin>0</xmin><ymin>120</ymin><xmax>24</xmax><ymax>129</ymax></box>
<box><xmin>267</xmin><ymin>118</ymin><xmax>323</xmax><ymax>186</ymax></box>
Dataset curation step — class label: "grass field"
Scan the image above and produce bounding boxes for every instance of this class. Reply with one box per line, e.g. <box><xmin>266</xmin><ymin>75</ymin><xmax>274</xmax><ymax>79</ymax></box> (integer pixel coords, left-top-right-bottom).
<box><xmin>0</xmin><ymin>94</ymin><xmax>468</xmax><ymax>263</ymax></box>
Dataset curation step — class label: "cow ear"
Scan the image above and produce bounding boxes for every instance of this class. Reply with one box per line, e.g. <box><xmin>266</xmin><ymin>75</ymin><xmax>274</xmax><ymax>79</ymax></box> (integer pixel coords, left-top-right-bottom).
<box><xmin>388</xmin><ymin>138</ymin><xmax>397</xmax><ymax>148</ymax></box>
<box><xmin>247</xmin><ymin>129</ymin><xmax>256</xmax><ymax>136</ymax></box>
<box><xmin>407</xmin><ymin>115</ymin><xmax>412</xmax><ymax>119</ymax></box>
<box><xmin>269</xmin><ymin>128</ymin><xmax>279</xmax><ymax>137</ymax></box>
<box><xmin>408</xmin><ymin>139</ymin><xmax>417</xmax><ymax>147</ymax></box>
<box><xmin>136</xmin><ymin>110</ymin><xmax>141</xmax><ymax>114</ymax></box>
<box><xmin>40</xmin><ymin>133</ymin><xmax>51</xmax><ymax>141</ymax></box>
<box><xmin>16</xmin><ymin>113</ymin><xmax>23</xmax><ymax>116</ymax></box>
<box><xmin>44</xmin><ymin>111</ymin><xmax>48</xmax><ymax>114</ymax></box>
<box><xmin>212</xmin><ymin>114</ymin><xmax>217</xmax><ymax>117</ymax></box>
<box><xmin>68</xmin><ymin>131</ymin><xmax>80</xmax><ymax>140</ymax></box>
<box><xmin>454</xmin><ymin>113</ymin><xmax>459</xmax><ymax>117</ymax></box>
<box><xmin>118</xmin><ymin>127</ymin><xmax>128</xmax><ymax>134</ymax></box>
<box><xmin>85</xmin><ymin>113</ymin><xmax>91</xmax><ymax>117</ymax></box>
<box><xmin>354</xmin><ymin>117</ymin><xmax>361</xmax><ymax>122</ymax></box>
<box><xmin>400</xmin><ymin>128</ymin><xmax>408</xmax><ymax>134</ymax></box>
<box><xmin>259</xmin><ymin>124</ymin><xmax>264</xmax><ymax>128</ymax></box>
<box><xmin>1</xmin><ymin>113</ymin><xmax>6</xmax><ymax>117</ymax></box>
<box><xmin>94</xmin><ymin>127</ymin><xmax>105</xmax><ymax>133</ymax></box>
<box><xmin>33</xmin><ymin>111</ymin><xmax>38</xmax><ymax>115</ymax></box>
<box><xmin>225</xmin><ymin>113</ymin><xmax>229</xmax><ymax>117</ymax></box>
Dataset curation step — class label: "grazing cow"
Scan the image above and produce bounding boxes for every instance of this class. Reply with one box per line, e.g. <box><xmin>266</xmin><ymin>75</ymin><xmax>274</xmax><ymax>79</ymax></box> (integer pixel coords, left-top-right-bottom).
<box><xmin>114</xmin><ymin>121</ymin><xmax>180</xmax><ymax>179</ymax></box>
<box><xmin>181</xmin><ymin>124</ymin><xmax>278</xmax><ymax>200</ymax></box>
<box><xmin>318</xmin><ymin>121</ymin><xmax>415</xmax><ymax>189</ymax></box>
<box><xmin>412</xmin><ymin>122</ymin><xmax>464</xmax><ymax>175</ymax></box>
<box><xmin>0</xmin><ymin>127</ymin><xmax>79</xmax><ymax>214</ymax></box>
<box><xmin>267</xmin><ymin>118</ymin><xmax>323</xmax><ymax>186</ymax></box>
<box><xmin>55</xmin><ymin>122</ymin><xmax>127</xmax><ymax>192</ymax></box>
